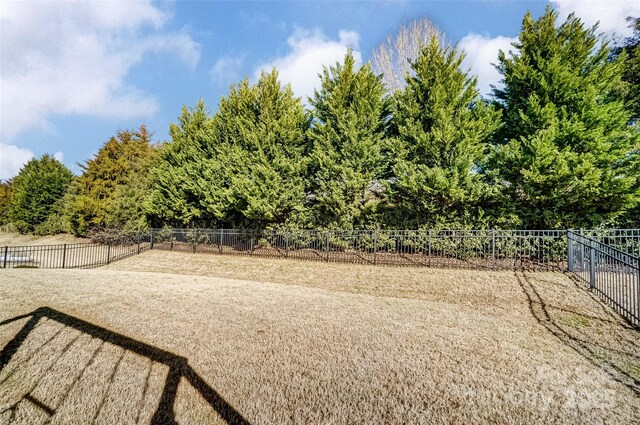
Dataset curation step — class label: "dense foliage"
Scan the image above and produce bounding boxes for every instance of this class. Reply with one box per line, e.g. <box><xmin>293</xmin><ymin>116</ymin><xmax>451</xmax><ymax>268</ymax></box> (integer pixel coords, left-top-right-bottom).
<box><xmin>70</xmin><ymin>125</ymin><xmax>157</xmax><ymax>235</ymax></box>
<box><xmin>145</xmin><ymin>100</ymin><xmax>215</xmax><ymax>227</ymax></box>
<box><xmin>147</xmin><ymin>70</ymin><xmax>309</xmax><ymax>228</ymax></box>
<box><xmin>611</xmin><ymin>17</ymin><xmax>640</xmax><ymax>228</ymax></box>
<box><xmin>0</xmin><ymin>182</ymin><xmax>11</xmax><ymax>226</ymax></box>
<box><xmin>8</xmin><ymin>154</ymin><xmax>74</xmax><ymax>233</ymax></box>
<box><xmin>617</xmin><ymin>17</ymin><xmax>640</xmax><ymax>120</ymax></box>
<box><xmin>308</xmin><ymin>51</ymin><xmax>389</xmax><ymax>228</ymax></box>
<box><xmin>385</xmin><ymin>38</ymin><xmax>502</xmax><ymax>228</ymax></box>
<box><xmin>4</xmin><ymin>7</ymin><xmax>639</xmax><ymax>234</ymax></box>
<box><xmin>490</xmin><ymin>7</ymin><xmax>640</xmax><ymax>229</ymax></box>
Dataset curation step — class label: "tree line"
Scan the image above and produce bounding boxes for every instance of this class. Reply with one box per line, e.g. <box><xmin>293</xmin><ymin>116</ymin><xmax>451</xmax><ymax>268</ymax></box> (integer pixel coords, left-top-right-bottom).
<box><xmin>1</xmin><ymin>8</ymin><xmax>638</xmax><ymax>236</ymax></box>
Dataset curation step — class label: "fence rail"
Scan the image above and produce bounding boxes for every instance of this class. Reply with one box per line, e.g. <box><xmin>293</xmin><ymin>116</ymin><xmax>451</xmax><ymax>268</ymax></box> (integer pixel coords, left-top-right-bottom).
<box><xmin>568</xmin><ymin>230</ymin><xmax>640</xmax><ymax>326</ymax></box>
<box><xmin>148</xmin><ymin>228</ymin><xmax>570</xmax><ymax>271</ymax></box>
<box><xmin>1</xmin><ymin>235</ymin><xmax>151</xmax><ymax>269</ymax></box>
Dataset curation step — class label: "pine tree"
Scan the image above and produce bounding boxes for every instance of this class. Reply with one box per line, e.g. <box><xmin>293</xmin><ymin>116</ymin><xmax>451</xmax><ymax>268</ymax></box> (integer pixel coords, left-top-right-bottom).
<box><xmin>614</xmin><ymin>17</ymin><xmax>640</xmax><ymax>227</ymax></box>
<box><xmin>147</xmin><ymin>72</ymin><xmax>309</xmax><ymax>229</ymax></box>
<box><xmin>386</xmin><ymin>38</ymin><xmax>501</xmax><ymax>228</ymax></box>
<box><xmin>9</xmin><ymin>154</ymin><xmax>74</xmax><ymax>233</ymax></box>
<box><xmin>146</xmin><ymin>100</ymin><xmax>217</xmax><ymax>227</ymax></box>
<box><xmin>618</xmin><ymin>17</ymin><xmax>640</xmax><ymax>120</ymax></box>
<box><xmin>72</xmin><ymin>125</ymin><xmax>157</xmax><ymax>235</ymax></box>
<box><xmin>308</xmin><ymin>51</ymin><xmax>389</xmax><ymax>229</ymax></box>
<box><xmin>490</xmin><ymin>7</ymin><xmax>640</xmax><ymax>229</ymax></box>
<box><xmin>208</xmin><ymin>70</ymin><xmax>310</xmax><ymax>228</ymax></box>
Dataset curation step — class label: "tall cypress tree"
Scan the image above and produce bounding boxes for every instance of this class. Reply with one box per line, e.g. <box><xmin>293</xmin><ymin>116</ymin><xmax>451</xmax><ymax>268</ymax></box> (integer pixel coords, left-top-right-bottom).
<box><xmin>386</xmin><ymin>38</ymin><xmax>501</xmax><ymax>228</ymax></box>
<box><xmin>208</xmin><ymin>70</ymin><xmax>310</xmax><ymax>228</ymax></box>
<box><xmin>146</xmin><ymin>100</ymin><xmax>217</xmax><ymax>227</ymax></box>
<box><xmin>614</xmin><ymin>17</ymin><xmax>640</xmax><ymax>227</ymax></box>
<box><xmin>490</xmin><ymin>7</ymin><xmax>640</xmax><ymax>229</ymax></box>
<box><xmin>308</xmin><ymin>52</ymin><xmax>389</xmax><ymax>229</ymax></box>
<box><xmin>618</xmin><ymin>17</ymin><xmax>640</xmax><ymax>120</ymax></box>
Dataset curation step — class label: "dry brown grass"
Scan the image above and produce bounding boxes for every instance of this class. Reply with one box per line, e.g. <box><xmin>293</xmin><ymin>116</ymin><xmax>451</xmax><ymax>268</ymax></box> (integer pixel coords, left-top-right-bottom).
<box><xmin>1</xmin><ymin>250</ymin><xmax>639</xmax><ymax>424</ymax></box>
<box><xmin>0</xmin><ymin>233</ymin><xmax>86</xmax><ymax>247</ymax></box>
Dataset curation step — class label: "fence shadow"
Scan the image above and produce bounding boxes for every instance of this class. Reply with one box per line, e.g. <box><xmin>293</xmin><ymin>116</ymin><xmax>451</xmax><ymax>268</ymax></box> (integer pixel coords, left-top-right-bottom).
<box><xmin>0</xmin><ymin>307</ymin><xmax>250</xmax><ymax>424</ymax></box>
<box><xmin>515</xmin><ymin>272</ymin><xmax>640</xmax><ymax>396</ymax></box>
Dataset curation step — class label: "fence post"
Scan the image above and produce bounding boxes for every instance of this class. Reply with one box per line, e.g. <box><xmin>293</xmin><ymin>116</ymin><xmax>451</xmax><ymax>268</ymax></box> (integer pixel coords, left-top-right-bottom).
<box><xmin>285</xmin><ymin>230</ymin><xmax>289</xmax><ymax>258</ymax></box>
<box><xmin>193</xmin><ymin>229</ymin><xmax>197</xmax><ymax>253</ymax></box>
<box><xmin>107</xmin><ymin>244</ymin><xmax>111</xmax><ymax>265</ymax></box>
<box><xmin>373</xmin><ymin>229</ymin><xmax>378</xmax><ymax>266</ymax></box>
<box><xmin>218</xmin><ymin>229</ymin><xmax>223</xmax><ymax>254</ymax></box>
<box><xmin>567</xmin><ymin>230</ymin><xmax>574</xmax><ymax>272</ymax></box>
<box><xmin>137</xmin><ymin>234</ymin><xmax>141</xmax><ymax>255</ymax></box>
<box><xmin>250</xmin><ymin>230</ymin><xmax>254</xmax><ymax>255</ymax></box>
<box><xmin>62</xmin><ymin>244</ymin><xmax>67</xmax><ymax>269</ymax></box>
<box><xmin>578</xmin><ymin>228</ymin><xmax>583</xmax><ymax>266</ymax></box>
<box><xmin>636</xmin><ymin>256</ymin><xmax>640</xmax><ymax>326</ymax></box>
<box><xmin>428</xmin><ymin>229</ymin><xmax>432</xmax><ymax>267</ymax></box>
<box><xmin>3</xmin><ymin>246</ymin><xmax>8</xmax><ymax>268</ymax></box>
<box><xmin>325</xmin><ymin>231</ymin><xmax>330</xmax><ymax>262</ymax></box>
<box><xmin>150</xmin><ymin>229</ymin><xmax>154</xmax><ymax>250</ymax></box>
<box><xmin>589</xmin><ymin>239</ymin><xmax>596</xmax><ymax>290</ymax></box>
<box><xmin>170</xmin><ymin>229</ymin><xmax>174</xmax><ymax>251</ymax></box>
<box><xmin>492</xmin><ymin>228</ymin><xmax>496</xmax><ymax>269</ymax></box>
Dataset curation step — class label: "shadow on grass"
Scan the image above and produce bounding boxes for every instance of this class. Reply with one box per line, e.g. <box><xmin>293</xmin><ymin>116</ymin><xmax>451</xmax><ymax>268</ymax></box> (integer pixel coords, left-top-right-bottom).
<box><xmin>0</xmin><ymin>307</ymin><xmax>250</xmax><ymax>424</ymax></box>
<box><xmin>515</xmin><ymin>272</ymin><xmax>640</xmax><ymax>397</ymax></box>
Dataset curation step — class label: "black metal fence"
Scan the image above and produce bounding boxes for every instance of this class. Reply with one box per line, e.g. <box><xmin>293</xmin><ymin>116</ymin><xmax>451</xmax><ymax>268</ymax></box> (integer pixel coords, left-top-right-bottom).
<box><xmin>3</xmin><ymin>228</ymin><xmax>639</xmax><ymax>327</ymax></box>
<box><xmin>149</xmin><ymin>228</ymin><xmax>572</xmax><ymax>271</ymax></box>
<box><xmin>581</xmin><ymin>229</ymin><xmax>640</xmax><ymax>258</ymax></box>
<box><xmin>568</xmin><ymin>231</ymin><xmax>640</xmax><ymax>327</ymax></box>
<box><xmin>1</xmin><ymin>235</ymin><xmax>152</xmax><ymax>269</ymax></box>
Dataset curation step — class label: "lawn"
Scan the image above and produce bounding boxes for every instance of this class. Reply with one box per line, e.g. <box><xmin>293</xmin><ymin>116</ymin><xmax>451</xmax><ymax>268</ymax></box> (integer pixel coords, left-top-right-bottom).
<box><xmin>1</xmin><ymin>250</ymin><xmax>639</xmax><ymax>424</ymax></box>
<box><xmin>0</xmin><ymin>233</ymin><xmax>86</xmax><ymax>247</ymax></box>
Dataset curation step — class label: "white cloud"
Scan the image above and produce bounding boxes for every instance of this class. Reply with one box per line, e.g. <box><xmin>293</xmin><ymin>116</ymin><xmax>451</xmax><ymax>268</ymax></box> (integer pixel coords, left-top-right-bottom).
<box><xmin>458</xmin><ymin>1</ymin><xmax>638</xmax><ymax>98</ymax></box>
<box><xmin>0</xmin><ymin>0</ymin><xmax>200</xmax><ymax>141</ymax></box>
<box><xmin>210</xmin><ymin>55</ymin><xmax>245</xmax><ymax>87</ymax></box>
<box><xmin>552</xmin><ymin>0</ymin><xmax>640</xmax><ymax>38</ymax></box>
<box><xmin>458</xmin><ymin>34</ymin><xmax>517</xmax><ymax>97</ymax></box>
<box><xmin>0</xmin><ymin>144</ymin><xmax>34</xmax><ymax>181</ymax></box>
<box><xmin>254</xmin><ymin>29</ymin><xmax>362</xmax><ymax>101</ymax></box>
<box><xmin>53</xmin><ymin>151</ymin><xmax>64</xmax><ymax>163</ymax></box>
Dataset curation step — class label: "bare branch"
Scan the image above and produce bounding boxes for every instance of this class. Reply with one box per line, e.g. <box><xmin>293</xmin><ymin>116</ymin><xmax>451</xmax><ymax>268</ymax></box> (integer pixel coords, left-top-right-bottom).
<box><xmin>372</xmin><ymin>19</ymin><xmax>443</xmax><ymax>93</ymax></box>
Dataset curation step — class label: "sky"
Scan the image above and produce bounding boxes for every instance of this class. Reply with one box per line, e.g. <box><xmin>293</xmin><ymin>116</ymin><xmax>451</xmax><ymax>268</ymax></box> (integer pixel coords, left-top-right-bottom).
<box><xmin>1</xmin><ymin>0</ymin><xmax>639</xmax><ymax>180</ymax></box>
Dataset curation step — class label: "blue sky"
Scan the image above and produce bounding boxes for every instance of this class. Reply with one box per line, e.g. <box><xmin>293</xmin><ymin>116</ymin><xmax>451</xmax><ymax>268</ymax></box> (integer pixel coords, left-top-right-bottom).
<box><xmin>1</xmin><ymin>0</ymin><xmax>638</xmax><ymax>179</ymax></box>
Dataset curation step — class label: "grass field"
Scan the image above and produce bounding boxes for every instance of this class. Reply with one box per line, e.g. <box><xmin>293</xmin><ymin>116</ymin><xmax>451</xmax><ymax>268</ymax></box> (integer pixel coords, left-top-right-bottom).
<box><xmin>1</xmin><ymin>250</ymin><xmax>639</xmax><ymax>424</ymax></box>
<box><xmin>0</xmin><ymin>233</ymin><xmax>86</xmax><ymax>247</ymax></box>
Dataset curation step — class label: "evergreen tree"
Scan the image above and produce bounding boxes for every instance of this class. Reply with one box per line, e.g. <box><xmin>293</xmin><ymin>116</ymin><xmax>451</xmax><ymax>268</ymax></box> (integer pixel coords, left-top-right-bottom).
<box><xmin>146</xmin><ymin>101</ymin><xmax>216</xmax><ymax>227</ymax></box>
<box><xmin>308</xmin><ymin>52</ymin><xmax>389</xmax><ymax>228</ymax></box>
<box><xmin>618</xmin><ymin>17</ymin><xmax>640</xmax><ymax>120</ymax></box>
<box><xmin>208</xmin><ymin>70</ymin><xmax>310</xmax><ymax>228</ymax></box>
<box><xmin>490</xmin><ymin>7</ymin><xmax>640</xmax><ymax>229</ymax></box>
<box><xmin>147</xmin><ymin>71</ymin><xmax>309</xmax><ymax>229</ymax></box>
<box><xmin>386</xmin><ymin>38</ymin><xmax>501</xmax><ymax>228</ymax></box>
<box><xmin>615</xmin><ymin>18</ymin><xmax>640</xmax><ymax>228</ymax></box>
<box><xmin>0</xmin><ymin>181</ymin><xmax>12</xmax><ymax>226</ymax></box>
<box><xmin>72</xmin><ymin>125</ymin><xmax>157</xmax><ymax>235</ymax></box>
<box><xmin>9</xmin><ymin>154</ymin><xmax>74</xmax><ymax>233</ymax></box>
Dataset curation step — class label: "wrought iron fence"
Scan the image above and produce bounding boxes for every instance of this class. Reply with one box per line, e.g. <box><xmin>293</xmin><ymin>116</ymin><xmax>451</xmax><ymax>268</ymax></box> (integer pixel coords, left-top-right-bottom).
<box><xmin>149</xmin><ymin>228</ymin><xmax>568</xmax><ymax>271</ymax></box>
<box><xmin>580</xmin><ymin>229</ymin><xmax>640</xmax><ymax>258</ymax></box>
<box><xmin>568</xmin><ymin>230</ymin><xmax>640</xmax><ymax>326</ymax></box>
<box><xmin>1</xmin><ymin>235</ymin><xmax>151</xmax><ymax>269</ymax></box>
<box><xmin>3</xmin><ymin>228</ymin><xmax>639</xmax><ymax>327</ymax></box>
